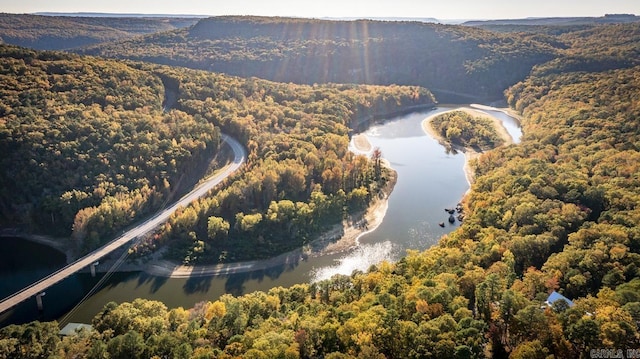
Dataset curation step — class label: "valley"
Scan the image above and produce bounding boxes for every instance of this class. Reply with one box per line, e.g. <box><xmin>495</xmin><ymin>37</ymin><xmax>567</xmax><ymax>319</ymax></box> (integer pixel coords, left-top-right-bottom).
<box><xmin>1</xmin><ymin>11</ymin><xmax>640</xmax><ymax>358</ymax></box>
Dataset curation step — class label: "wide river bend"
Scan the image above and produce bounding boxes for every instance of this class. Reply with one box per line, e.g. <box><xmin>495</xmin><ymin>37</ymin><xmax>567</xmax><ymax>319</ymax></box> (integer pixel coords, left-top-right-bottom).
<box><xmin>0</xmin><ymin>105</ymin><xmax>521</xmax><ymax>326</ymax></box>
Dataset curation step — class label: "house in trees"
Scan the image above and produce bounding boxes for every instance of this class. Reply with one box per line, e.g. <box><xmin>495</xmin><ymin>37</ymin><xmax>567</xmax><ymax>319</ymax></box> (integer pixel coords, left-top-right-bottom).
<box><xmin>59</xmin><ymin>323</ymin><xmax>93</xmax><ymax>336</ymax></box>
<box><xmin>545</xmin><ymin>291</ymin><xmax>575</xmax><ymax>308</ymax></box>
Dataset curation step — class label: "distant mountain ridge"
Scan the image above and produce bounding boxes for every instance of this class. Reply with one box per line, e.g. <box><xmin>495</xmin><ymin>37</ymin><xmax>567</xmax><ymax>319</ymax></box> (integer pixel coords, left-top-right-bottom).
<box><xmin>321</xmin><ymin>16</ymin><xmax>440</xmax><ymax>23</ymax></box>
<box><xmin>28</xmin><ymin>12</ymin><xmax>640</xmax><ymax>26</ymax></box>
<box><xmin>0</xmin><ymin>13</ymin><xmax>199</xmax><ymax>50</ymax></box>
<box><xmin>4</xmin><ymin>13</ymin><xmax>639</xmax><ymax>99</ymax></box>
<box><xmin>463</xmin><ymin>13</ymin><xmax>640</xmax><ymax>26</ymax></box>
<box><xmin>80</xmin><ymin>15</ymin><xmax>559</xmax><ymax>101</ymax></box>
<box><xmin>33</xmin><ymin>12</ymin><xmax>208</xmax><ymax>18</ymax></box>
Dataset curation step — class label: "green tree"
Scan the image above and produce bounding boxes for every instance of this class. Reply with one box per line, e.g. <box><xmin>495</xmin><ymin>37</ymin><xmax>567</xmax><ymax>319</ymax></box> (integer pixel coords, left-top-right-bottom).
<box><xmin>207</xmin><ymin>216</ymin><xmax>230</xmax><ymax>241</ymax></box>
<box><xmin>107</xmin><ymin>330</ymin><xmax>145</xmax><ymax>359</ymax></box>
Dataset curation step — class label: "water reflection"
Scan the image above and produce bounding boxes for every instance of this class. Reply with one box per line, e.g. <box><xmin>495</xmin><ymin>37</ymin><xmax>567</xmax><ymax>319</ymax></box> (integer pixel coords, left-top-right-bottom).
<box><xmin>311</xmin><ymin>241</ymin><xmax>397</xmax><ymax>282</ymax></box>
<box><xmin>0</xmin><ymin>237</ymin><xmax>66</xmax><ymax>299</ymax></box>
<box><xmin>184</xmin><ymin>276</ymin><xmax>213</xmax><ymax>294</ymax></box>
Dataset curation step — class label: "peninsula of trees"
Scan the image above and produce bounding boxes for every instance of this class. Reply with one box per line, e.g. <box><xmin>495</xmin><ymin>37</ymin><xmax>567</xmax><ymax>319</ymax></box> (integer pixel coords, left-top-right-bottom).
<box><xmin>0</xmin><ymin>44</ymin><xmax>434</xmax><ymax>260</ymax></box>
<box><xmin>430</xmin><ymin>110</ymin><xmax>505</xmax><ymax>150</ymax></box>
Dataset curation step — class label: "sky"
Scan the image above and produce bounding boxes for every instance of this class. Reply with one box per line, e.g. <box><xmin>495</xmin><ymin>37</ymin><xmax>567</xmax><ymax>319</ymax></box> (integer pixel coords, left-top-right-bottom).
<box><xmin>1</xmin><ymin>0</ymin><xmax>639</xmax><ymax>20</ymax></box>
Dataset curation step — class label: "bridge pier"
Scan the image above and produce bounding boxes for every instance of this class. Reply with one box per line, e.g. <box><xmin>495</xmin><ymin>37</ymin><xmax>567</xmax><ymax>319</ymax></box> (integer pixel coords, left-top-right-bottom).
<box><xmin>90</xmin><ymin>262</ymin><xmax>99</xmax><ymax>277</ymax></box>
<box><xmin>35</xmin><ymin>292</ymin><xmax>46</xmax><ymax>311</ymax></box>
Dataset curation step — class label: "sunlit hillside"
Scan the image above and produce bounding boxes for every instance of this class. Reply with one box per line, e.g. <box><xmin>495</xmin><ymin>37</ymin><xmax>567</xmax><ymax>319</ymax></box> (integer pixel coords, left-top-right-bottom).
<box><xmin>0</xmin><ymin>13</ymin><xmax>199</xmax><ymax>50</ymax></box>
<box><xmin>0</xmin><ymin>14</ymin><xmax>639</xmax><ymax>359</ymax></box>
<box><xmin>79</xmin><ymin>16</ymin><xmax>559</xmax><ymax>101</ymax></box>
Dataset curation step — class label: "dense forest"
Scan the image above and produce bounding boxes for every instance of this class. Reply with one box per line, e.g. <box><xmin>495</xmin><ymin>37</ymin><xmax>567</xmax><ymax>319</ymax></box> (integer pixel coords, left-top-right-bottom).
<box><xmin>430</xmin><ymin>110</ymin><xmax>505</xmax><ymax>151</ymax></box>
<box><xmin>134</xmin><ymin>64</ymin><xmax>433</xmax><ymax>263</ymax></box>
<box><xmin>1</xmin><ymin>15</ymin><xmax>640</xmax><ymax>358</ymax></box>
<box><xmin>0</xmin><ymin>45</ymin><xmax>223</xmax><ymax>251</ymax></box>
<box><xmin>0</xmin><ymin>44</ymin><xmax>433</xmax><ymax>260</ymax></box>
<box><xmin>0</xmin><ymin>13</ymin><xmax>199</xmax><ymax>50</ymax></box>
<box><xmin>79</xmin><ymin>16</ymin><xmax>559</xmax><ymax>100</ymax></box>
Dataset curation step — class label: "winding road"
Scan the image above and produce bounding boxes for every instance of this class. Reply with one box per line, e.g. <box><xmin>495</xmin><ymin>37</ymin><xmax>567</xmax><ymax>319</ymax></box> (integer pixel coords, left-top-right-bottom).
<box><xmin>0</xmin><ymin>134</ymin><xmax>246</xmax><ymax>315</ymax></box>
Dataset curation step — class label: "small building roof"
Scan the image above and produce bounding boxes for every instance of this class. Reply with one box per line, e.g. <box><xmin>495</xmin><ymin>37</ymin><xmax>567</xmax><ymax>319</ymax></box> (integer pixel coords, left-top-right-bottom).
<box><xmin>546</xmin><ymin>291</ymin><xmax>574</xmax><ymax>307</ymax></box>
<box><xmin>59</xmin><ymin>323</ymin><xmax>93</xmax><ymax>336</ymax></box>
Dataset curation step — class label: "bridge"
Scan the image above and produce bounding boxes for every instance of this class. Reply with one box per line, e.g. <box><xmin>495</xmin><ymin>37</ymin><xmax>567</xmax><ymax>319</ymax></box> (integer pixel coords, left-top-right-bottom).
<box><xmin>0</xmin><ymin>134</ymin><xmax>246</xmax><ymax>315</ymax></box>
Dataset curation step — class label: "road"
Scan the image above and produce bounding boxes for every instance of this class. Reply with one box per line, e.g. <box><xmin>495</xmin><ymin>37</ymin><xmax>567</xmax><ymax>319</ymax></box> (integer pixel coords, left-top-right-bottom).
<box><xmin>0</xmin><ymin>134</ymin><xmax>245</xmax><ymax>314</ymax></box>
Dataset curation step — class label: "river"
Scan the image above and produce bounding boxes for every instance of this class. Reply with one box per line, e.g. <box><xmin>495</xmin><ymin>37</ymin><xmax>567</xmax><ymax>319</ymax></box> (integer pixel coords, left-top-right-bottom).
<box><xmin>0</xmin><ymin>105</ymin><xmax>521</xmax><ymax>327</ymax></box>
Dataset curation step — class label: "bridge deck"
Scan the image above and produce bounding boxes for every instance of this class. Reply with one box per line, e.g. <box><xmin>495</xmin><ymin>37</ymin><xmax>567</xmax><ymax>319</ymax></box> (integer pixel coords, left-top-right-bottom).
<box><xmin>0</xmin><ymin>135</ymin><xmax>245</xmax><ymax>315</ymax></box>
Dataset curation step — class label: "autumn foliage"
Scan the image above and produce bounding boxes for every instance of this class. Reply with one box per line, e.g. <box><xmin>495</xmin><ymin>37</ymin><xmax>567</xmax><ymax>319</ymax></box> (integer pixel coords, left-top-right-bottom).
<box><xmin>2</xmin><ymin>17</ymin><xmax>640</xmax><ymax>359</ymax></box>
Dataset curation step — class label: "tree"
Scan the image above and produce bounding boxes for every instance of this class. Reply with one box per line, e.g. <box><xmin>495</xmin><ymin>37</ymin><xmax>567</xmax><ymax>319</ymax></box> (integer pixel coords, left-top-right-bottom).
<box><xmin>512</xmin><ymin>305</ymin><xmax>548</xmax><ymax>346</ymax></box>
<box><xmin>567</xmin><ymin>318</ymin><xmax>600</xmax><ymax>353</ymax></box>
<box><xmin>0</xmin><ymin>321</ymin><xmax>61</xmax><ymax>359</ymax></box>
<box><xmin>371</xmin><ymin>147</ymin><xmax>382</xmax><ymax>181</ymax></box>
<box><xmin>347</xmin><ymin>187</ymin><xmax>369</xmax><ymax>212</ymax></box>
<box><xmin>510</xmin><ymin>340</ymin><xmax>548</xmax><ymax>359</ymax></box>
<box><xmin>107</xmin><ymin>330</ymin><xmax>145</xmax><ymax>359</ymax></box>
<box><xmin>207</xmin><ymin>216</ymin><xmax>230</xmax><ymax>241</ymax></box>
<box><xmin>236</xmin><ymin>212</ymin><xmax>263</xmax><ymax>233</ymax></box>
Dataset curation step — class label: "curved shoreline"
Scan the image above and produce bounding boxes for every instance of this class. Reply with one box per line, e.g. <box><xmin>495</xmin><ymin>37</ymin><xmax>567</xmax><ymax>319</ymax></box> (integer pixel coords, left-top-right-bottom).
<box><xmin>6</xmin><ymin>105</ymin><xmax>513</xmax><ymax>280</ymax></box>
<box><xmin>470</xmin><ymin>103</ymin><xmax>523</xmax><ymax>125</ymax></box>
<box><xmin>4</xmin><ymin>132</ymin><xmax>395</xmax><ymax>280</ymax></box>
<box><xmin>0</xmin><ymin>232</ymin><xmax>74</xmax><ymax>264</ymax></box>
<box><xmin>144</xmin><ymin>164</ymin><xmax>396</xmax><ymax>278</ymax></box>
<box><xmin>11</xmin><ymin>106</ymin><xmax>513</xmax><ymax>278</ymax></box>
<box><xmin>421</xmin><ymin>105</ymin><xmax>515</xmax><ymax>186</ymax></box>
<box><xmin>14</xmin><ymin>106</ymin><xmax>508</xmax><ymax>279</ymax></box>
<box><xmin>102</xmin><ymin>133</ymin><xmax>395</xmax><ymax>278</ymax></box>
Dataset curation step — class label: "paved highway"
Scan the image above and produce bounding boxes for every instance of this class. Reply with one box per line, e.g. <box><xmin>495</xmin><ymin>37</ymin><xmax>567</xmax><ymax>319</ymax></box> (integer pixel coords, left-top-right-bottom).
<box><xmin>0</xmin><ymin>134</ymin><xmax>245</xmax><ymax>314</ymax></box>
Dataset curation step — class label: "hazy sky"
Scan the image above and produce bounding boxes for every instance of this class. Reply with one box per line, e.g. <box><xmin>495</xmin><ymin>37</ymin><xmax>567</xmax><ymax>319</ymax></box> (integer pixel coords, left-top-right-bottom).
<box><xmin>1</xmin><ymin>0</ymin><xmax>639</xmax><ymax>20</ymax></box>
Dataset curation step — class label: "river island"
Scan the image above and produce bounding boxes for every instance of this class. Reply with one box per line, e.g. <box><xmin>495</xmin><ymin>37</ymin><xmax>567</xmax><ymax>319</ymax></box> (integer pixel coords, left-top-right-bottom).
<box><xmin>421</xmin><ymin>106</ymin><xmax>515</xmax><ymax>185</ymax></box>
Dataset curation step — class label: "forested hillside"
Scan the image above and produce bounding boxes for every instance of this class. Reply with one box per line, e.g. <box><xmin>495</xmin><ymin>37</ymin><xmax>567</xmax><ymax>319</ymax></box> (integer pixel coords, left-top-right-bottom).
<box><xmin>14</xmin><ymin>63</ymin><xmax>636</xmax><ymax>358</ymax></box>
<box><xmin>79</xmin><ymin>16</ymin><xmax>559</xmax><ymax>100</ymax></box>
<box><xmin>0</xmin><ymin>44</ymin><xmax>433</xmax><ymax>259</ymax></box>
<box><xmin>2</xmin><ymin>17</ymin><xmax>640</xmax><ymax>359</ymax></box>
<box><xmin>0</xmin><ymin>45</ymin><xmax>222</xmax><ymax>251</ymax></box>
<box><xmin>133</xmin><ymin>64</ymin><xmax>434</xmax><ymax>263</ymax></box>
<box><xmin>0</xmin><ymin>13</ymin><xmax>199</xmax><ymax>50</ymax></box>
